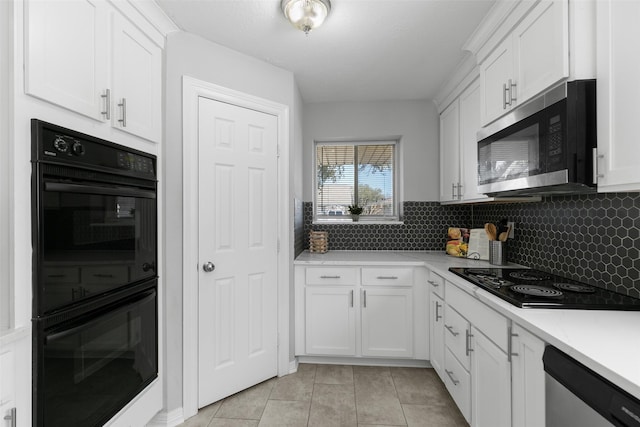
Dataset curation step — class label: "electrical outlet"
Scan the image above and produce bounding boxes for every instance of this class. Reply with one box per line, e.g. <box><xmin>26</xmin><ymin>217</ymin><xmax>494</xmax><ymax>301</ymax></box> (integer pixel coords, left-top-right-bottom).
<box><xmin>508</xmin><ymin>222</ymin><xmax>515</xmax><ymax>239</ymax></box>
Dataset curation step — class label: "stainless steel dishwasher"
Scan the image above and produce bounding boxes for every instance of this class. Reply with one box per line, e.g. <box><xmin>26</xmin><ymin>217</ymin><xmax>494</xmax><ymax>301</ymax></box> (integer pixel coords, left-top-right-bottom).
<box><xmin>544</xmin><ymin>345</ymin><xmax>640</xmax><ymax>427</ymax></box>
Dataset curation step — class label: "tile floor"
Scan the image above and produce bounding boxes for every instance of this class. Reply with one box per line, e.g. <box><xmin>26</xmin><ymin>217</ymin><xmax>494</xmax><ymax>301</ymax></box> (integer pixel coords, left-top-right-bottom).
<box><xmin>181</xmin><ymin>364</ymin><xmax>469</xmax><ymax>427</ymax></box>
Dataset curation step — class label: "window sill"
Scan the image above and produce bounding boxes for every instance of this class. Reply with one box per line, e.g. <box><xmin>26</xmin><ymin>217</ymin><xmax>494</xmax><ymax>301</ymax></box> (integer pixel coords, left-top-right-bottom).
<box><xmin>312</xmin><ymin>220</ymin><xmax>404</xmax><ymax>225</ymax></box>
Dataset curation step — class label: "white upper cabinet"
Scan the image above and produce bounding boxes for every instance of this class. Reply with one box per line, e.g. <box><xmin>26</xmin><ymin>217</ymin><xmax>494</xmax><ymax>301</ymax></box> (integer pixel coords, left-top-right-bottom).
<box><xmin>111</xmin><ymin>12</ymin><xmax>162</xmax><ymax>142</ymax></box>
<box><xmin>439</xmin><ymin>100</ymin><xmax>460</xmax><ymax>202</ymax></box>
<box><xmin>25</xmin><ymin>0</ymin><xmax>110</xmax><ymax>122</ymax></box>
<box><xmin>479</xmin><ymin>0</ymin><xmax>569</xmax><ymax>126</ymax></box>
<box><xmin>440</xmin><ymin>78</ymin><xmax>488</xmax><ymax>204</ymax></box>
<box><xmin>596</xmin><ymin>0</ymin><xmax>640</xmax><ymax>192</ymax></box>
<box><xmin>513</xmin><ymin>0</ymin><xmax>569</xmax><ymax>103</ymax></box>
<box><xmin>480</xmin><ymin>37</ymin><xmax>515</xmax><ymax>125</ymax></box>
<box><xmin>25</xmin><ymin>0</ymin><xmax>163</xmax><ymax>143</ymax></box>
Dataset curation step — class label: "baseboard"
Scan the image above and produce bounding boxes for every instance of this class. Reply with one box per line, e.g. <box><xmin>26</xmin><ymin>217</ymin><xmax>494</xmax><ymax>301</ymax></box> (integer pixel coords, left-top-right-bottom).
<box><xmin>296</xmin><ymin>356</ymin><xmax>431</xmax><ymax>368</ymax></box>
<box><xmin>288</xmin><ymin>358</ymin><xmax>299</xmax><ymax>374</ymax></box>
<box><xmin>146</xmin><ymin>408</ymin><xmax>184</xmax><ymax>427</ymax></box>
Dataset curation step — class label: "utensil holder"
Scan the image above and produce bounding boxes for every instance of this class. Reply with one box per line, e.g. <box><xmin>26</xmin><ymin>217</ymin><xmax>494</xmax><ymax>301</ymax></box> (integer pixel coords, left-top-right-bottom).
<box><xmin>489</xmin><ymin>241</ymin><xmax>507</xmax><ymax>266</ymax></box>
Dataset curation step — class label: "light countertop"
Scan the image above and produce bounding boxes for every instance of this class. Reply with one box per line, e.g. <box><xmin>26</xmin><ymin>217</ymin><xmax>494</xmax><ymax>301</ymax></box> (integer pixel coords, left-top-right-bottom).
<box><xmin>295</xmin><ymin>250</ymin><xmax>640</xmax><ymax>399</ymax></box>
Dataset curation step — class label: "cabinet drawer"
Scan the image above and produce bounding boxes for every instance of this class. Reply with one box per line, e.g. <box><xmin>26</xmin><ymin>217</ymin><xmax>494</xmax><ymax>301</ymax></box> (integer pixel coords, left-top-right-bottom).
<box><xmin>444</xmin><ymin>304</ymin><xmax>470</xmax><ymax>370</ymax></box>
<box><xmin>305</xmin><ymin>267</ymin><xmax>358</xmax><ymax>285</ymax></box>
<box><xmin>446</xmin><ymin>281</ymin><xmax>509</xmax><ymax>352</ymax></box>
<box><xmin>362</xmin><ymin>267</ymin><xmax>413</xmax><ymax>286</ymax></box>
<box><xmin>428</xmin><ymin>271</ymin><xmax>445</xmax><ymax>298</ymax></box>
<box><xmin>444</xmin><ymin>348</ymin><xmax>471</xmax><ymax>422</ymax></box>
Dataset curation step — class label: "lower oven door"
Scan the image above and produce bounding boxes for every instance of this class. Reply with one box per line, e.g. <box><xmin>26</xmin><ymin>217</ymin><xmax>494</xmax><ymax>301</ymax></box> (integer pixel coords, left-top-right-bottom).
<box><xmin>33</xmin><ymin>287</ymin><xmax>157</xmax><ymax>427</ymax></box>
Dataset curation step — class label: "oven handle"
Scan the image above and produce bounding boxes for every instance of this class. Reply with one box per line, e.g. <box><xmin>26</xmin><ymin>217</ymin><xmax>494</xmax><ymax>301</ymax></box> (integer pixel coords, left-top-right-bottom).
<box><xmin>45</xmin><ymin>182</ymin><xmax>156</xmax><ymax>199</ymax></box>
<box><xmin>44</xmin><ymin>290</ymin><xmax>155</xmax><ymax>344</ymax></box>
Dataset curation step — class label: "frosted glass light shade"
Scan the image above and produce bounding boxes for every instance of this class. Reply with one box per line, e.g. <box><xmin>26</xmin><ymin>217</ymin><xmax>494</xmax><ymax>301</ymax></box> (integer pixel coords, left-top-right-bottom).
<box><xmin>281</xmin><ymin>0</ymin><xmax>331</xmax><ymax>34</ymax></box>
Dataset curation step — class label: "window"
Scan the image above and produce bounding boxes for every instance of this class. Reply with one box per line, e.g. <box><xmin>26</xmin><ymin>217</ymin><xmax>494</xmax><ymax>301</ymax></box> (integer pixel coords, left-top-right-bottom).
<box><xmin>314</xmin><ymin>140</ymin><xmax>399</xmax><ymax>221</ymax></box>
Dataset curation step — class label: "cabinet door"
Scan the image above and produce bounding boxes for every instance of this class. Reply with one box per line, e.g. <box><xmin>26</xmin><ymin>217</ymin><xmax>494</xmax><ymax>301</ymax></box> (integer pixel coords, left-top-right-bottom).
<box><xmin>429</xmin><ymin>291</ymin><xmax>445</xmax><ymax>376</ymax></box>
<box><xmin>439</xmin><ymin>100</ymin><xmax>460</xmax><ymax>202</ymax></box>
<box><xmin>361</xmin><ymin>288</ymin><xmax>413</xmax><ymax>357</ymax></box>
<box><xmin>458</xmin><ymin>79</ymin><xmax>488</xmax><ymax>202</ymax></box>
<box><xmin>596</xmin><ymin>0</ymin><xmax>640</xmax><ymax>192</ymax></box>
<box><xmin>513</xmin><ymin>0</ymin><xmax>569</xmax><ymax>104</ymax></box>
<box><xmin>111</xmin><ymin>13</ymin><xmax>162</xmax><ymax>142</ymax></box>
<box><xmin>305</xmin><ymin>287</ymin><xmax>356</xmax><ymax>356</ymax></box>
<box><xmin>511</xmin><ymin>324</ymin><xmax>545</xmax><ymax>427</ymax></box>
<box><xmin>25</xmin><ymin>0</ymin><xmax>109</xmax><ymax>121</ymax></box>
<box><xmin>480</xmin><ymin>37</ymin><xmax>514</xmax><ymax>126</ymax></box>
<box><xmin>471</xmin><ymin>327</ymin><xmax>512</xmax><ymax>427</ymax></box>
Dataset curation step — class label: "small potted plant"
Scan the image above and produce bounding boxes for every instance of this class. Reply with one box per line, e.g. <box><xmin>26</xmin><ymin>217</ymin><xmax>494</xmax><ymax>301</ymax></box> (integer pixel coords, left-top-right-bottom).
<box><xmin>347</xmin><ymin>204</ymin><xmax>364</xmax><ymax>222</ymax></box>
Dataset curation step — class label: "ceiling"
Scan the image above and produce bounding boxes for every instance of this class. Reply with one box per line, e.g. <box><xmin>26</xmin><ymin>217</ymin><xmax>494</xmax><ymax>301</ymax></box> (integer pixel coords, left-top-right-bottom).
<box><xmin>156</xmin><ymin>0</ymin><xmax>496</xmax><ymax>103</ymax></box>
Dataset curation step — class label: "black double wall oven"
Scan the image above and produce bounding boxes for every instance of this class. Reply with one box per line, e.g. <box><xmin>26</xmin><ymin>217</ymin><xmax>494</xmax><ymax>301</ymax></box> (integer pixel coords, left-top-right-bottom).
<box><xmin>31</xmin><ymin>120</ymin><xmax>158</xmax><ymax>426</ymax></box>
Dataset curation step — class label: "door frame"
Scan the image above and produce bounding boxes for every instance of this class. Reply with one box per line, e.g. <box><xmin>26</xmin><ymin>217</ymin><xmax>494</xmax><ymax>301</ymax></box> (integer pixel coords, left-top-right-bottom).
<box><xmin>181</xmin><ymin>76</ymin><xmax>290</xmax><ymax>418</ymax></box>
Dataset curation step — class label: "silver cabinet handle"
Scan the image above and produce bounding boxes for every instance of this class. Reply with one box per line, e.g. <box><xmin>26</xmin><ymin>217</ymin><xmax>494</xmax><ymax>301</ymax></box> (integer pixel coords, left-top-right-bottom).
<box><xmin>593</xmin><ymin>148</ymin><xmax>604</xmax><ymax>183</ymax></box>
<box><xmin>427</xmin><ymin>280</ymin><xmax>439</xmax><ymax>287</ymax></box>
<box><xmin>202</xmin><ymin>262</ymin><xmax>215</xmax><ymax>272</ymax></box>
<box><xmin>457</xmin><ymin>183</ymin><xmax>463</xmax><ymax>200</ymax></box>
<box><xmin>465</xmin><ymin>329</ymin><xmax>474</xmax><ymax>356</ymax></box>
<box><xmin>452</xmin><ymin>182</ymin><xmax>456</xmax><ymax>199</ymax></box>
<box><xmin>101</xmin><ymin>88</ymin><xmax>111</xmax><ymax>120</ymax></box>
<box><xmin>508</xmin><ymin>326</ymin><xmax>519</xmax><ymax>362</ymax></box>
<box><xmin>4</xmin><ymin>407</ymin><xmax>16</xmax><ymax>427</ymax></box>
<box><xmin>435</xmin><ymin>301</ymin><xmax>442</xmax><ymax>321</ymax></box>
<box><xmin>350</xmin><ymin>289</ymin><xmax>354</xmax><ymax>307</ymax></box>
<box><xmin>320</xmin><ymin>275</ymin><xmax>341</xmax><ymax>279</ymax></box>
<box><xmin>376</xmin><ymin>276</ymin><xmax>398</xmax><ymax>280</ymax></box>
<box><xmin>363</xmin><ymin>290</ymin><xmax>367</xmax><ymax>308</ymax></box>
<box><xmin>445</xmin><ymin>369</ymin><xmax>460</xmax><ymax>386</ymax></box>
<box><xmin>445</xmin><ymin>324</ymin><xmax>459</xmax><ymax>337</ymax></box>
<box><xmin>93</xmin><ymin>273</ymin><xmax>113</xmax><ymax>278</ymax></box>
<box><xmin>118</xmin><ymin>98</ymin><xmax>127</xmax><ymax>127</ymax></box>
<box><xmin>503</xmin><ymin>83</ymin><xmax>508</xmax><ymax>109</ymax></box>
<box><xmin>509</xmin><ymin>79</ymin><xmax>517</xmax><ymax>104</ymax></box>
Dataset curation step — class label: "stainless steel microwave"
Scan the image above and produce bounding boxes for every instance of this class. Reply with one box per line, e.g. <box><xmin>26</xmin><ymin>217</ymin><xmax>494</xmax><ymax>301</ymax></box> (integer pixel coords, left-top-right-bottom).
<box><xmin>477</xmin><ymin>80</ymin><xmax>596</xmax><ymax>196</ymax></box>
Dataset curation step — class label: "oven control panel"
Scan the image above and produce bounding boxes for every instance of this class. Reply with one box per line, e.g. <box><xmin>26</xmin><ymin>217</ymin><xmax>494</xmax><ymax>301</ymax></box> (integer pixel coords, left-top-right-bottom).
<box><xmin>34</xmin><ymin>120</ymin><xmax>156</xmax><ymax>180</ymax></box>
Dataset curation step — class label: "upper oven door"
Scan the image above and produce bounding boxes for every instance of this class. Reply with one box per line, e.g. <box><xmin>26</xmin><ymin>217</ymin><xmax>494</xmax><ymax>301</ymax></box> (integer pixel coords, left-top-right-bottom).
<box><xmin>35</xmin><ymin>176</ymin><xmax>157</xmax><ymax>314</ymax></box>
<box><xmin>477</xmin><ymin>99</ymin><xmax>568</xmax><ymax>195</ymax></box>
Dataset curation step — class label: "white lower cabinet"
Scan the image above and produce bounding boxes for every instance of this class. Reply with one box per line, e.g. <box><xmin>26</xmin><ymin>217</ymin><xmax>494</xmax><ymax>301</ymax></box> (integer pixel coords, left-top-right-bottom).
<box><xmin>361</xmin><ymin>287</ymin><xmax>413</xmax><ymax>357</ymax></box>
<box><xmin>511</xmin><ymin>323</ymin><xmax>546</xmax><ymax>427</ymax></box>
<box><xmin>429</xmin><ymin>289</ymin><xmax>445</xmax><ymax>376</ymax></box>
<box><xmin>470</xmin><ymin>326</ymin><xmax>512</xmax><ymax>427</ymax></box>
<box><xmin>296</xmin><ymin>265</ymin><xmax>423</xmax><ymax>360</ymax></box>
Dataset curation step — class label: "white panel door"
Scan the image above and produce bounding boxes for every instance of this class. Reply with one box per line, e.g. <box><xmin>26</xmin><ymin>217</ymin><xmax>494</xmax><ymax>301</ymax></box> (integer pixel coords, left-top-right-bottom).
<box><xmin>111</xmin><ymin>13</ymin><xmax>162</xmax><ymax>142</ymax></box>
<box><xmin>458</xmin><ymin>79</ymin><xmax>487</xmax><ymax>201</ymax></box>
<box><xmin>197</xmin><ymin>97</ymin><xmax>279</xmax><ymax>407</ymax></box>
<box><xmin>511</xmin><ymin>324</ymin><xmax>546</xmax><ymax>427</ymax></box>
<box><xmin>439</xmin><ymin>100</ymin><xmax>460</xmax><ymax>202</ymax></box>
<box><xmin>480</xmin><ymin>37</ymin><xmax>514</xmax><ymax>125</ymax></box>
<box><xmin>471</xmin><ymin>327</ymin><xmax>512</xmax><ymax>427</ymax></box>
<box><xmin>513</xmin><ymin>0</ymin><xmax>569</xmax><ymax>104</ymax></box>
<box><xmin>25</xmin><ymin>0</ymin><xmax>109</xmax><ymax>120</ymax></box>
<box><xmin>361</xmin><ymin>288</ymin><xmax>413</xmax><ymax>357</ymax></box>
<box><xmin>596</xmin><ymin>0</ymin><xmax>640</xmax><ymax>191</ymax></box>
<box><xmin>305</xmin><ymin>287</ymin><xmax>356</xmax><ymax>356</ymax></box>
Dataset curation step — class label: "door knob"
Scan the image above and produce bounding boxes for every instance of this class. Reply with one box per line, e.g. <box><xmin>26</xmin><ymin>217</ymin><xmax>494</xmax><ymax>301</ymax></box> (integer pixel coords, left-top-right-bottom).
<box><xmin>202</xmin><ymin>262</ymin><xmax>215</xmax><ymax>272</ymax></box>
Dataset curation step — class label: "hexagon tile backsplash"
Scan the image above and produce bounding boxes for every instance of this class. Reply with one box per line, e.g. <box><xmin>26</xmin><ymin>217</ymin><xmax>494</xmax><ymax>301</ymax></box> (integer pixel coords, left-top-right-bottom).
<box><xmin>300</xmin><ymin>193</ymin><xmax>640</xmax><ymax>298</ymax></box>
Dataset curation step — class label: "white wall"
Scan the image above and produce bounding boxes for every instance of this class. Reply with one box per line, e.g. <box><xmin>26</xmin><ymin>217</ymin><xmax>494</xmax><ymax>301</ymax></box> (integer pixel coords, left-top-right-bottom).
<box><xmin>302</xmin><ymin>100</ymin><xmax>440</xmax><ymax>202</ymax></box>
<box><xmin>164</xmin><ymin>31</ymin><xmax>300</xmax><ymax>414</ymax></box>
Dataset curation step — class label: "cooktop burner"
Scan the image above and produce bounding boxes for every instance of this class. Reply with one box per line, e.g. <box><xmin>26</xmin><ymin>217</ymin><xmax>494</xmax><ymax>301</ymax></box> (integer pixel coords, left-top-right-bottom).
<box><xmin>448</xmin><ymin>267</ymin><xmax>640</xmax><ymax>310</ymax></box>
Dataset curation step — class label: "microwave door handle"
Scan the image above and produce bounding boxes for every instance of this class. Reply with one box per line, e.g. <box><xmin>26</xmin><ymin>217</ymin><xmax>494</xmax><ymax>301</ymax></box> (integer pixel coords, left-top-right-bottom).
<box><xmin>44</xmin><ymin>182</ymin><xmax>156</xmax><ymax>199</ymax></box>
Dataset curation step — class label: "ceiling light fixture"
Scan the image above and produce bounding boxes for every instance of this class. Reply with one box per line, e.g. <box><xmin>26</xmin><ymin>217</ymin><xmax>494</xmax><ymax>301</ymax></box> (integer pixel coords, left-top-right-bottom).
<box><xmin>281</xmin><ymin>0</ymin><xmax>331</xmax><ymax>35</ymax></box>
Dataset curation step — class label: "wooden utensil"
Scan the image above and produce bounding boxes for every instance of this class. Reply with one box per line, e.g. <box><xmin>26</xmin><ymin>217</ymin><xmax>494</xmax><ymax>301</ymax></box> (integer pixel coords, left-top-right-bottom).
<box><xmin>485</xmin><ymin>223</ymin><xmax>497</xmax><ymax>240</ymax></box>
<box><xmin>498</xmin><ymin>225</ymin><xmax>511</xmax><ymax>242</ymax></box>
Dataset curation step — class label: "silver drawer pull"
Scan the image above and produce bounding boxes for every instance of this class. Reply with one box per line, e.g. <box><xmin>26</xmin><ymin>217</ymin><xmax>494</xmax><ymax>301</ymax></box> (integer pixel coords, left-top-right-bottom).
<box><xmin>445</xmin><ymin>369</ymin><xmax>460</xmax><ymax>386</ymax></box>
<box><xmin>435</xmin><ymin>301</ymin><xmax>442</xmax><ymax>321</ymax></box>
<box><xmin>93</xmin><ymin>273</ymin><xmax>114</xmax><ymax>278</ymax></box>
<box><xmin>466</xmin><ymin>329</ymin><xmax>474</xmax><ymax>356</ymax></box>
<box><xmin>376</xmin><ymin>276</ymin><xmax>398</xmax><ymax>280</ymax></box>
<box><xmin>319</xmin><ymin>275</ymin><xmax>341</xmax><ymax>279</ymax></box>
<box><xmin>445</xmin><ymin>324</ymin><xmax>459</xmax><ymax>336</ymax></box>
<box><xmin>427</xmin><ymin>280</ymin><xmax>439</xmax><ymax>287</ymax></box>
<box><xmin>508</xmin><ymin>326</ymin><xmax>519</xmax><ymax>362</ymax></box>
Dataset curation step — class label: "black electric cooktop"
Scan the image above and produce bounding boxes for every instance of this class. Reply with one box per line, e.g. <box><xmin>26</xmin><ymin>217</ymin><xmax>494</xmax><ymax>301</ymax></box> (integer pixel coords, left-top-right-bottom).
<box><xmin>448</xmin><ymin>267</ymin><xmax>640</xmax><ymax>310</ymax></box>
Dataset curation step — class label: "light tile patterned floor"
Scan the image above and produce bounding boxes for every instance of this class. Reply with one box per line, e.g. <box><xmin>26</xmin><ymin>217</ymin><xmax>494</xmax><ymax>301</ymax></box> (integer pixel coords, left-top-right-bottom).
<box><xmin>180</xmin><ymin>364</ymin><xmax>469</xmax><ymax>427</ymax></box>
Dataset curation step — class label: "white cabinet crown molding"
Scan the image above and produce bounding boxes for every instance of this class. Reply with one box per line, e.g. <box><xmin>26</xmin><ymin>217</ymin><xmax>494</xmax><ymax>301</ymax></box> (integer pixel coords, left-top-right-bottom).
<box><xmin>462</xmin><ymin>0</ymin><xmax>520</xmax><ymax>58</ymax></box>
